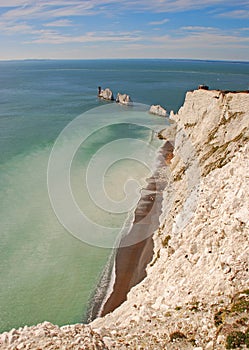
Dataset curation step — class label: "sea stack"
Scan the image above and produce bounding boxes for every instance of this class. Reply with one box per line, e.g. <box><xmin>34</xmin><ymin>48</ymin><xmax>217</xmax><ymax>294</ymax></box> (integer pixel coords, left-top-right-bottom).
<box><xmin>116</xmin><ymin>93</ymin><xmax>132</xmax><ymax>105</ymax></box>
<box><xmin>149</xmin><ymin>104</ymin><xmax>167</xmax><ymax>117</ymax></box>
<box><xmin>98</xmin><ymin>87</ymin><xmax>114</xmax><ymax>101</ymax></box>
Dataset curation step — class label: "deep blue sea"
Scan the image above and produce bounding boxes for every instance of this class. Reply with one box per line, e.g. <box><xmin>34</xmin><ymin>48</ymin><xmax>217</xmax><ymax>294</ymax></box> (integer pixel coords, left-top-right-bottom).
<box><xmin>0</xmin><ymin>59</ymin><xmax>248</xmax><ymax>332</ymax></box>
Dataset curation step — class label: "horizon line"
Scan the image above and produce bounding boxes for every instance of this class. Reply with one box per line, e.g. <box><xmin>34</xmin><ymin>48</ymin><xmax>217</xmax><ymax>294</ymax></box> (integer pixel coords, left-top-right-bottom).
<box><xmin>0</xmin><ymin>57</ymin><xmax>249</xmax><ymax>64</ymax></box>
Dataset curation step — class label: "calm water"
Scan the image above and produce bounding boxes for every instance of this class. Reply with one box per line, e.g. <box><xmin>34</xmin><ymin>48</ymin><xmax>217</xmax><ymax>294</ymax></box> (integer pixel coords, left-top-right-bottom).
<box><xmin>0</xmin><ymin>59</ymin><xmax>248</xmax><ymax>332</ymax></box>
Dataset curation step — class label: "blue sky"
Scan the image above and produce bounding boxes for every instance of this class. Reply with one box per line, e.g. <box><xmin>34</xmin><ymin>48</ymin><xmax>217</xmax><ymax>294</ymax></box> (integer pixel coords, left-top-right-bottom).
<box><xmin>0</xmin><ymin>0</ymin><xmax>248</xmax><ymax>61</ymax></box>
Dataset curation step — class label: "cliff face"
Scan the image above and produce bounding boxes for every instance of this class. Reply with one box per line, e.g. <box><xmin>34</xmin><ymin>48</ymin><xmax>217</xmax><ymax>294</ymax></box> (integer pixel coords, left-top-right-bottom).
<box><xmin>1</xmin><ymin>90</ymin><xmax>248</xmax><ymax>349</ymax></box>
<box><xmin>92</xmin><ymin>90</ymin><xmax>249</xmax><ymax>349</ymax></box>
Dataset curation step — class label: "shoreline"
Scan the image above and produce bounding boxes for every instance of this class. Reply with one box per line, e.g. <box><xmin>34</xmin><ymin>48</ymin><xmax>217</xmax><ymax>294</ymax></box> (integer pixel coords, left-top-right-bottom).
<box><xmin>100</xmin><ymin>140</ymin><xmax>174</xmax><ymax>317</ymax></box>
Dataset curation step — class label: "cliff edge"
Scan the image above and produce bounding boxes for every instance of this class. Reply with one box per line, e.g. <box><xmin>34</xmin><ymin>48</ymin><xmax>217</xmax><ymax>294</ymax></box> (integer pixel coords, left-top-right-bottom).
<box><xmin>1</xmin><ymin>89</ymin><xmax>248</xmax><ymax>349</ymax></box>
<box><xmin>92</xmin><ymin>89</ymin><xmax>249</xmax><ymax>349</ymax></box>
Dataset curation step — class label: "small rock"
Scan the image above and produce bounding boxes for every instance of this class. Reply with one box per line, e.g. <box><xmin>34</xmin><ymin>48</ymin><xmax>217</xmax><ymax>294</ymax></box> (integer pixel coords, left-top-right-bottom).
<box><xmin>217</xmin><ymin>334</ymin><xmax>225</xmax><ymax>344</ymax></box>
<box><xmin>0</xmin><ymin>332</ymin><xmax>8</xmax><ymax>344</ymax></box>
<box><xmin>205</xmin><ymin>341</ymin><xmax>214</xmax><ymax>350</ymax></box>
<box><xmin>9</xmin><ymin>333</ymin><xmax>18</xmax><ymax>344</ymax></box>
<box><xmin>103</xmin><ymin>336</ymin><xmax>113</xmax><ymax>347</ymax></box>
<box><xmin>16</xmin><ymin>342</ymin><xmax>25</xmax><ymax>349</ymax></box>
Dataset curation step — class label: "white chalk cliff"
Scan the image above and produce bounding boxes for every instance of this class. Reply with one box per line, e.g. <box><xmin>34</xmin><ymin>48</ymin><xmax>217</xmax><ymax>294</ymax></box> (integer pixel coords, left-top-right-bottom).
<box><xmin>1</xmin><ymin>89</ymin><xmax>248</xmax><ymax>349</ymax></box>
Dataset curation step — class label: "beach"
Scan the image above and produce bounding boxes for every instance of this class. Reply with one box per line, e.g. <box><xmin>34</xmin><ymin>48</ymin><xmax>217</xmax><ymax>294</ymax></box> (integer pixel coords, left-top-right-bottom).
<box><xmin>101</xmin><ymin>141</ymin><xmax>174</xmax><ymax>316</ymax></box>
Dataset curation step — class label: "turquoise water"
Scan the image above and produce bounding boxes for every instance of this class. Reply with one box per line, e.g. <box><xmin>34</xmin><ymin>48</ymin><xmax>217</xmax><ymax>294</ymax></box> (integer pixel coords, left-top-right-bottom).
<box><xmin>0</xmin><ymin>59</ymin><xmax>248</xmax><ymax>332</ymax></box>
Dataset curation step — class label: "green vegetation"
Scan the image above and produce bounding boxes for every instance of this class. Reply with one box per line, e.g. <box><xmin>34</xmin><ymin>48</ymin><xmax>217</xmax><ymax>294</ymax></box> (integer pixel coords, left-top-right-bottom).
<box><xmin>245</xmin><ymin>328</ymin><xmax>249</xmax><ymax>348</ymax></box>
<box><xmin>231</xmin><ymin>296</ymin><xmax>249</xmax><ymax>313</ymax></box>
<box><xmin>226</xmin><ymin>331</ymin><xmax>246</xmax><ymax>349</ymax></box>
<box><xmin>214</xmin><ymin>290</ymin><xmax>249</xmax><ymax>348</ymax></box>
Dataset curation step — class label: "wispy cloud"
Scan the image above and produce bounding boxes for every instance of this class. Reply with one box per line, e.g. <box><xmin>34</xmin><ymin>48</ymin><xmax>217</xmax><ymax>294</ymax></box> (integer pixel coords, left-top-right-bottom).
<box><xmin>43</xmin><ymin>19</ymin><xmax>73</xmax><ymax>27</ymax></box>
<box><xmin>0</xmin><ymin>0</ymin><xmax>247</xmax><ymax>22</ymax></box>
<box><xmin>180</xmin><ymin>26</ymin><xmax>217</xmax><ymax>32</ymax></box>
<box><xmin>0</xmin><ymin>2</ymin><xmax>95</xmax><ymax>21</ymax></box>
<box><xmin>149</xmin><ymin>18</ymin><xmax>169</xmax><ymax>26</ymax></box>
<box><xmin>24</xmin><ymin>24</ymin><xmax>249</xmax><ymax>53</ymax></box>
<box><xmin>25</xmin><ymin>30</ymin><xmax>142</xmax><ymax>45</ymax></box>
<box><xmin>115</xmin><ymin>27</ymin><xmax>249</xmax><ymax>60</ymax></box>
<box><xmin>1</xmin><ymin>22</ymin><xmax>33</xmax><ymax>34</ymax></box>
<box><xmin>217</xmin><ymin>9</ymin><xmax>249</xmax><ymax>19</ymax></box>
<box><xmin>0</xmin><ymin>0</ymin><xmax>248</xmax><ymax>60</ymax></box>
<box><xmin>0</xmin><ymin>0</ymin><xmax>30</xmax><ymax>6</ymax></box>
<box><xmin>153</xmin><ymin>26</ymin><xmax>249</xmax><ymax>48</ymax></box>
<box><xmin>120</xmin><ymin>0</ymin><xmax>246</xmax><ymax>13</ymax></box>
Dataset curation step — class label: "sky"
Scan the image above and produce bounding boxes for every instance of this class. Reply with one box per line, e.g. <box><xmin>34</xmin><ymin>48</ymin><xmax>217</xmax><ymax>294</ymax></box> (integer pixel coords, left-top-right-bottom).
<box><xmin>0</xmin><ymin>0</ymin><xmax>248</xmax><ymax>61</ymax></box>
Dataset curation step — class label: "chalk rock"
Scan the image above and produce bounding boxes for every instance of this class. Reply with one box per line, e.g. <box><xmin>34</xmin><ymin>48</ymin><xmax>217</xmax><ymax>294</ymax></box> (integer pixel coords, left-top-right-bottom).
<box><xmin>149</xmin><ymin>104</ymin><xmax>167</xmax><ymax>117</ymax></box>
<box><xmin>98</xmin><ymin>87</ymin><xmax>114</xmax><ymax>101</ymax></box>
<box><xmin>116</xmin><ymin>93</ymin><xmax>132</xmax><ymax>105</ymax></box>
<box><xmin>158</xmin><ymin>123</ymin><xmax>177</xmax><ymax>141</ymax></box>
<box><xmin>91</xmin><ymin>90</ymin><xmax>249</xmax><ymax>349</ymax></box>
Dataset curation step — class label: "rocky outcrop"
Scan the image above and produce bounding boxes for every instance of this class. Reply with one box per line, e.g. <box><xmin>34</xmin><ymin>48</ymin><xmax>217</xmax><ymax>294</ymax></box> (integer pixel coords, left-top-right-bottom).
<box><xmin>116</xmin><ymin>93</ymin><xmax>132</xmax><ymax>105</ymax></box>
<box><xmin>97</xmin><ymin>87</ymin><xmax>133</xmax><ymax>105</ymax></box>
<box><xmin>149</xmin><ymin>104</ymin><xmax>167</xmax><ymax>117</ymax></box>
<box><xmin>1</xmin><ymin>89</ymin><xmax>248</xmax><ymax>349</ymax></box>
<box><xmin>98</xmin><ymin>87</ymin><xmax>114</xmax><ymax>101</ymax></box>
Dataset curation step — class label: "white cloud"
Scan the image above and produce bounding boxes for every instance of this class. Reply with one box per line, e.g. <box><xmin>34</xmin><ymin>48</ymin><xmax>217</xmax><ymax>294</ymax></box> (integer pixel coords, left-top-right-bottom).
<box><xmin>0</xmin><ymin>0</ymin><xmax>31</xmax><ymax>6</ymax></box>
<box><xmin>181</xmin><ymin>26</ymin><xmax>217</xmax><ymax>32</ymax></box>
<box><xmin>111</xmin><ymin>27</ymin><xmax>249</xmax><ymax>59</ymax></box>
<box><xmin>1</xmin><ymin>5</ymin><xmax>41</xmax><ymax>21</ymax></box>
<box><xmin>149</xmin><ymin>18</ymin><xmax>169</xmax><ymax>25</ymax></box>
<box><xmin>43</xmin><ymin>19</ymin><xmax>73</xmax><ymax>27</ymax></box>
<box><xmin>0</xmin><ymin>1</ymin><xmax>113</xmax><ymax>25</ymax></box>
<box><xmin>0</xmin><ymin>0</ymin><xmax>248</xmax><ymax>61</ymax></box>
<box><xmin>0</xmin><ymin>0</ymin><xmax>247</xmax><ymax>23</ymax></box>
<box><xmin>217</xmin><ymin>9</ymin><xmax>249</xmax><ymax>19</ymax></box>
<box><xmin>25</xmin><ymin>30</ymin><xmax>142</xmax><ymax>45</ymax></box>
<box><xmin>152</xmin><ymin>28</ymin><xmax>249</xmax><ymax>49</ymax></box>
<box><xmin>22</xmin><ymin>23</ymin><xmax>248</xmax><ymax>54</ymax></box>
<box><xmin>121</xmin><ymin>0</ymin><xmax>246</xmax><ymax>13</ymax></box>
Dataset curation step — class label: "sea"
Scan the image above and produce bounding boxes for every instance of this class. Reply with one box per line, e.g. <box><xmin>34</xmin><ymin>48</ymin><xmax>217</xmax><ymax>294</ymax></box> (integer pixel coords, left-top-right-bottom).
<box><xmin>0</xmin><ymin>59</ymin><xmax>248</xmax><ymax>333</ymax></box>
